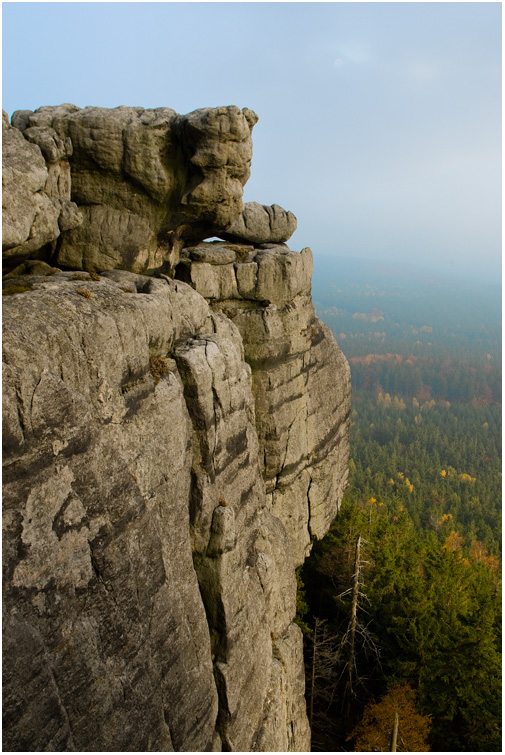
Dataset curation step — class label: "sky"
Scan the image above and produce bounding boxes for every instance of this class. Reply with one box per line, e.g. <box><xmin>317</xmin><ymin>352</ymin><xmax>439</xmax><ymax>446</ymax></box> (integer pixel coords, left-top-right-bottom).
<box><xmin>2</xmin><ymin>1</ymin><xmax>502</xmax><ymax>283</ymax></box>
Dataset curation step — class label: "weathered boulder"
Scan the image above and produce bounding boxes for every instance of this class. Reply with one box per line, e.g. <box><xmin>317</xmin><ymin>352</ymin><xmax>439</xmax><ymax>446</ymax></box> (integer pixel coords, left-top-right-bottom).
<box><xmin>7</xmin><ymin>104</ymin><xmax>258</xmax><ymax>274</ymax></box>
<box><xmin>2</xmin><ymin>110</ymin><xmax>81</xmax><ymax>270</ymax></box>
<box><xmin>221</xmin><ymin>201</ymin><xmax>297</xmax><ymax>244</ymax></box>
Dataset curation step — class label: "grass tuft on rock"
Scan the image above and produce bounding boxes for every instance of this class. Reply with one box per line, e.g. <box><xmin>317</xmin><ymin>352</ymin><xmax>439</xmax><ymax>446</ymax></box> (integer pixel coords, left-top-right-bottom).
<box><xmin>3</xmin><ymin>283</ymin><xmax>32</xmax><ymax>295</ymax></box>
<box><xmin>150</xmin><ymin>355</ymin><xmax>170</xmax><ymax>385</ymax></box>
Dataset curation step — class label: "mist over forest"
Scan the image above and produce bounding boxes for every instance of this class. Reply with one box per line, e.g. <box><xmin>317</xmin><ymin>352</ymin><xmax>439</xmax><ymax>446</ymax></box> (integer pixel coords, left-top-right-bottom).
<box><xmin>299</xmin><ymin>253</ymin><xmax>501</xmax><ymax>751</ymax></box>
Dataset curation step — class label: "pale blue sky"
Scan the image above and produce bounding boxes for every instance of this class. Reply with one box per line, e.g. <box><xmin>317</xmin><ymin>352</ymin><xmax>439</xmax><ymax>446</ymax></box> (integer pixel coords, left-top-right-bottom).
<box><xmin>2</xmin><ymin>2</ymin><xmax>502</xmax><ymax>282</ymax></box>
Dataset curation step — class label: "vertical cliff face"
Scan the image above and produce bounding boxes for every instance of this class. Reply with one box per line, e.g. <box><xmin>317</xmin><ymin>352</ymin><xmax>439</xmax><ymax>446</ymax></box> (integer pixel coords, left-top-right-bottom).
<box><xmin>177</xmin><ymin>242</ymin><xmax>350</xmax><ymax>565</ymax></box>
<box><xmin>2</xmin><ymin>105</ymin><xmax>351</xmax><ymax>752</ymax></box>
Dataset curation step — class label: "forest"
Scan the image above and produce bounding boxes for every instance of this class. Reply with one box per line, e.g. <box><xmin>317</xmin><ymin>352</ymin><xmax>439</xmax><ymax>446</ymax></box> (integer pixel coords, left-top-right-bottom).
<box><xmin>299</xmin><ymin>258</ymin><xmax>502</xmax><ymax>752</ymax></box>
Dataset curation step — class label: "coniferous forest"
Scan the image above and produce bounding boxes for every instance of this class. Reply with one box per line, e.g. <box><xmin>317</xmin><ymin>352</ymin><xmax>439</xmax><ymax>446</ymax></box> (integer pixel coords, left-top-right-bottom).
<box><xmin>299</xmin><ymin>258</ymin><xmax>501</xmax><ymax>752</ymax></box>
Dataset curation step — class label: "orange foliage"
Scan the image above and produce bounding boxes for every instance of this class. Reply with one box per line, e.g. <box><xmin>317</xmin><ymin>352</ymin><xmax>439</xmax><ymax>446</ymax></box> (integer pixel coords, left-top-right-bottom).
<box><xmin>349</xmin><ymin>353</ymin><xmax>403</xmax><ymax>365</ymax></box>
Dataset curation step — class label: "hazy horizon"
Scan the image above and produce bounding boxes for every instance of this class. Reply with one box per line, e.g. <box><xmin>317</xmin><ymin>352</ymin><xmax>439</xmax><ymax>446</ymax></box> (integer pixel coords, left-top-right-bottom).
<box><xmin>2</xmin><ymin>2</ymin><xmax>501</xmax><ymax>284</ymax></box>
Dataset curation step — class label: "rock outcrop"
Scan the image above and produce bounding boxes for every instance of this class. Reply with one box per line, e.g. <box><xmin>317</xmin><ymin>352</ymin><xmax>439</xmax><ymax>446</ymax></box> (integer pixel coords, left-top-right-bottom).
<box><xmin>2</xmin><ymin>104</ymin><xmax>351</xmax><ymax>752</ymax></box>
<box><xmin>221</xmin><ymin>202</ymin><xmax>297</xmax><ymax>245</ymax></box>
<box><xmin>5</xmin><ymin>105</ymin><xmax>259</xmax><ymax>274</ymax></box>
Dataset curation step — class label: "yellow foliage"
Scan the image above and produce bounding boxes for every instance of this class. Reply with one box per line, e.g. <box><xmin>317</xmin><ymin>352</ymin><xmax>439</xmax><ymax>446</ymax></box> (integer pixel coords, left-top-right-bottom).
<box><xmin>397</xmin><ymin>472</ymin><xmax>404</xmax><ymax>479</ymax></box>
<box><xmin>440</xmin><ymin>469</ymin><xmax>447</xmax><ymax>477</ymax></box>
<box><xmin>485</xmin><ymin>555</ymin><xmax>499</xmax><ymax>572</ymax></box>
<box><xmin>421</xmin><ymin>399</ymin><xmax>436</xmax><ymax>410</ymax></box>
<box><xmin>392</xmin><ymin>396</ymin><xmax>406</xmax><ymax>409</ymax></box>
<box><xmin>444</xmin><ymin>530</ymin><xmax>464</xmax><ymax>553</ymax></box>
<box><xmin>350</xmin><ymin>684</ymin><xmax>431</xmax><ymax>752</ymax></box>
<box><xmin>459</xmin><ymin>473</ymin><xmax>476</xmax><ymax>483</ymax></box>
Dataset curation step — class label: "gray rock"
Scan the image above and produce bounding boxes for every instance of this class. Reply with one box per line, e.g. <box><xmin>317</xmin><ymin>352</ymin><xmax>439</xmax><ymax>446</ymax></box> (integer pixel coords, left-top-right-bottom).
<box><xmin>2</xmin><ymin>111</ymin><xmax>81</xmax><ymax>271</ymax></box>
<box><xmin>187</xmin><ymin>242</ymin><xmax>240</xmax><ymax>265</ymax></box>
<box><xmin>20</xmin><ymin>104</ymin><xmax>257</xmax><ymax>274</ymax></box>
<box><xmin>4</xmin><ymin>259</ymin><xmax>60</xmax><ymax>277</ymax></box>
<box><xmin>3</xmin><ymin>104</ymin><xmax>350</xmax><ymax>753</ymax></box>
<box><xmin>2</xmin><ymin>268</ymin><xmax>332</xmax><ymax>751</ymax></box>
<box><xmin>10</xmin><ymin>108</ymin><xmax>33</xmax><ymax>132</ymax></box>
<box><xmin>23</xmin><ymin>125</ymin><xmax>73</xmax><ymax>164</ymax></box>
<box><xmin>56</xmin><ymin>197</ymin><xmax>83</xmax><ymax>232</ymax></box>
<box><xmin>3</xmin><ymin>104</ymin><xmax>258</xmax><ymax>275</ymax></box>
<box><xmin>179</xmin><ymin>242</ymin><xmax>312</xmax><ymax>308</ymax></box>
<box><xmin>175</xmin><ymin>243</ymin><xmax>351</xmax><ymax>565</ymax></box>
<box><xmin>221</xmin><ymin>201</ymin><xmax>297</xmax><ymax>244</ymax></box>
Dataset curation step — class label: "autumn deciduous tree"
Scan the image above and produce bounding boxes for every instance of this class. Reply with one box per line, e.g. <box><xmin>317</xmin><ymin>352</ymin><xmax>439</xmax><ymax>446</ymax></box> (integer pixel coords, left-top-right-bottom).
<box><xmin>349</xmin><ymin>684</ymin><xmax>431</xmax><ymax>752</ymax></box>
<box><xmin>443</xmin><ymin>529</ymin><xmax>464</xmax><ymax>553</ymax></box>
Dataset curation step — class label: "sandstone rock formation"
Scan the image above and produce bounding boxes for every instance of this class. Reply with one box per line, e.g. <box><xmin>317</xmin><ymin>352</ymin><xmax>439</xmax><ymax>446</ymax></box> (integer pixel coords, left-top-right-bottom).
<box><xmin>5</xmin><ymin>104</ymin><xmax>258</xmax><ymax>274</ymax></box>
<box><xmin>177</xmin><ymin>242</ymin><xmax>350</xmax><ymax>564</ymax></box>
<box><xmin>221</xmin><ymin>201</ymin><xmax>297</xmax><ymax>244</ymax></box>
<box><xmin>2</xmin><ymin>104</ymin><xmax>351</xmax><ymax>752</ymax></box>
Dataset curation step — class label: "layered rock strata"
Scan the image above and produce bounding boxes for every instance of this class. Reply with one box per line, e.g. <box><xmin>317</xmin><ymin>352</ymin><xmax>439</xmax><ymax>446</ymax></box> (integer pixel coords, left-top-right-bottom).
<box><xmin>176</xmin><ymin>242</ymin><xmax>351</xmax><ymax>564</ymax></box>
<box><xmin>2</xmin><ymin>103</ymin><xmax>351</xmax><ymax>752</ymax></box>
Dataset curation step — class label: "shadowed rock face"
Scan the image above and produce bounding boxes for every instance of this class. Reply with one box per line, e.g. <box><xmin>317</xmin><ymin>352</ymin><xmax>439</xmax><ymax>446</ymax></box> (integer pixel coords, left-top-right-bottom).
<box><xmin>2</xmin><ymin>104</ymin><xmax>350</xmax><ymax>753</ymax></box>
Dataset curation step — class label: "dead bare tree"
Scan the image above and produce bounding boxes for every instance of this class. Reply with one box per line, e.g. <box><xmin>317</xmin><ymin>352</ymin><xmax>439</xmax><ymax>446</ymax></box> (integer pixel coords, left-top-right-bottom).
<box><xmin>306</xmin><ymin>618</ymin><xmax>342</xmax><ymax>748</ymax></box>
<box><xmin>390</xmin><ymin>711</ymin><xmax>399</xmax><ymax>752</ymax></box>
<box><xmin>306</xmin><ymin>534</ymin><xmax>381</xmax><ymax>750</ymax></box>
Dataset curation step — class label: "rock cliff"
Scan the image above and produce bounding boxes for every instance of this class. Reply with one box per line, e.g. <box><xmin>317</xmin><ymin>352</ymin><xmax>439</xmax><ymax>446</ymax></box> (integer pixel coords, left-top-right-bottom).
<box><xmin>2</xmin><ymin>105</ymin><xmax>351</xmax><ymax>752</ymax></box>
